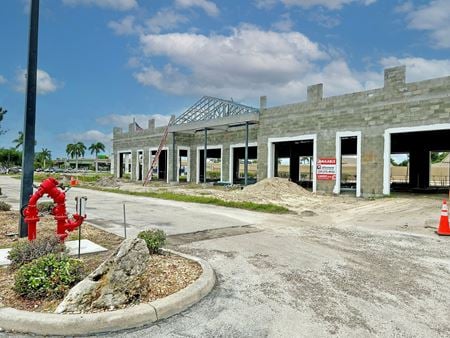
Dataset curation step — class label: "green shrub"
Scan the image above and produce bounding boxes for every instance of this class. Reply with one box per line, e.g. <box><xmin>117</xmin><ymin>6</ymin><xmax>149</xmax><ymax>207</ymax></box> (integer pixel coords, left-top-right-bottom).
<box><xmin>7</xmin><ymin>235</ymin><xmax>66</xmax><ymax>269</ymax></box>
<box><xmin>37</xmin><ymin>201</ymin><xmax>55</xmax><ymax>214</ymax></box>
<box><xmin>14</xmin><ymin>254</ymin><xmax>84</xmax><ymax>299</ymax></box>
<box><xmin>137</xmin><ymin>229</ymin><xmax>166</xmax><ymax>254</ymax></box>
<box><xmin>206</xmin><ymin>171</ymin><xmax>221</xmax><ymax>180</ymax></box>
<box><xmin>0</xmin><ymin>201</ymin><xmax>11</xmax><ymax>211</ymax></box>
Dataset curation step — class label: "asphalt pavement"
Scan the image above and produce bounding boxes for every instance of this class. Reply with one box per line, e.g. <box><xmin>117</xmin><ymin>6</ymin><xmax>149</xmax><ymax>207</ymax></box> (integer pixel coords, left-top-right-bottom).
<box><xmin>0</xmin><ymin>176</ymin><xmax>272</xmax><ymax>238</ymax></box>
<box><xmin>1</xmin><ymin>175</ymin><xmax>449</xmax><ymax>337</ymax></box>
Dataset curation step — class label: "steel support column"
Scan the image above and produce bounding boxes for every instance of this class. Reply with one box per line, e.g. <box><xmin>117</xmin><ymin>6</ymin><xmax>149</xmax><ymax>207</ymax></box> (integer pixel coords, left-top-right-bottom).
<box><xmin>203</xmin><ymin>128</ymin><xmax>208</xmax><ymax>183</ymax></box>
<box><xmin>172</xmin><ymin>132</ymin><xmax>177</xmax><ymax>182</ymax></box>
<box><xmin>244</xmin><ymin>121</ymin><xmax>249</xmax><ymax>186</ymax></box>
<box><xmin>19</xmin><ymin>0</ymin><xmax>40</xmax><ymax>238</ymax></box>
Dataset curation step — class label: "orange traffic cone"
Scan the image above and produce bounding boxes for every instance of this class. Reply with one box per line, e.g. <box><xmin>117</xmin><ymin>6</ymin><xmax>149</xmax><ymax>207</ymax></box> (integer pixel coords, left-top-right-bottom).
<box><xmin>437</xmin><ymin>200</ymin><xmax>450</xmax><ymax>236</ymax></box>
<box><xmin>70</xmin><ymin>176</ymin><xmax>78</xmax><ymax>187</ymax></box>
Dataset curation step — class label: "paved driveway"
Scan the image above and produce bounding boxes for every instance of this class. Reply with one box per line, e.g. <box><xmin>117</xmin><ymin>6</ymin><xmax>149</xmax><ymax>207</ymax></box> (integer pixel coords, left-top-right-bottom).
<box><xmin>1</xmin><ymin>176</ymin><xmax>449</xmax><ymax>337</ymax></box>
<box><xmin>113</xmin><ymin>222</ymin><xmax>450</xmax><ymax>338</ymax></box>
<box><xmin>0</xmin><ymin>176</ymin><xmax>272</xmax><ymax>237</ymax></box>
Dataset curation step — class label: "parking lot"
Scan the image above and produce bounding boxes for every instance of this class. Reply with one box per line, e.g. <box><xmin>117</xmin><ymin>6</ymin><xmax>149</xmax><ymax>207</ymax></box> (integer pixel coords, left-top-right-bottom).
<box><xmin>1</xmin><ymin>176</ymin><xmax>449</xmax><ymax>337</ymax></box>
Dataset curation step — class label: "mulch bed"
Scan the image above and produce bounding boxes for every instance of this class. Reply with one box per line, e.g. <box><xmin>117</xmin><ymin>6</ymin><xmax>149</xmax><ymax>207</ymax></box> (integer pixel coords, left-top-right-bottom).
<box><xmin>0</xmin><ymin>210</ymin><xmax>202</xmax><ymax>313</ymax></box>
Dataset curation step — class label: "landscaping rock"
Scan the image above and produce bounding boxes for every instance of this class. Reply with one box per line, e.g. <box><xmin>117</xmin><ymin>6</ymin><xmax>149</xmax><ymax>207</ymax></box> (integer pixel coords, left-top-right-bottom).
<box><xmin>55</xmin><ymin>238</ymin><xmax>150</xmax><ymax>313</ymax></box>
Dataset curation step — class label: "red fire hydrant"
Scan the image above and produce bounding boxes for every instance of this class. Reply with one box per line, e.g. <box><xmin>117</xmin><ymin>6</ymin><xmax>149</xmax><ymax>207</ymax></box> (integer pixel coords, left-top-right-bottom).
<box><xmin>22</xmin><ymin>177</ymin><xmax>85</xmax><ymax>241</ymax></box>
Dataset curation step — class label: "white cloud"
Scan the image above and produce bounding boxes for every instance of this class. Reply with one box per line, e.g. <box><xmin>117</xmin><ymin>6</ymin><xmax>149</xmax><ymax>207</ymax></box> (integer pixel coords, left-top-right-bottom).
<box><xmin>96</xmin><ymin>113</ymin><xmax>172</xmax><ymax>129</ymax></box>
<box><xmin>394</xmin><ymin>1</ymin><xmax>413</xmax><ymax>14</ymax></box>
<box><xmin>126</xmin><ymin>56</ymin><xmax>143</xmax><ymax>68</ymax></box>
<box><xmin>309</xmin><ymin>10</ymin><xmax>340</xmax><ymax>28</ymax></box>
<box><xmin>255</xmin><ymin>0</ymin><xmax>375</xmax><ymax>10</ymax></box>
<box><xmin>62</xmin><ymin>0</ymin><xmax>138</xmax><ymax>11</ymax></box>
<box><xmin>380</xmin><ymin>57</ymin><xmax>450</xmax><ymax>82</ymax></box>
<box><xmin>175</xmin><ymin>0</ymin><xmax>219</xmax><ymax>17</ymax></box>
<box><xmin>404</xmin><ymin>0</ymin><xmax>450</xmax><ymax>49</ymax></box>
<box><xmin>146</xmin><ymin>9</ymin><xmax>189</xmax><ymax>33</ymax></box>
<box><xmin>108</xmin><ymin>16</ymin><xmax>139</xmax><ymax>36</ymax></box>
<box><xmin>272</xmin><ymin>13</ymin><xmax>294</xmax><ymax>32</ymax></box>
<box><xmin>130</xmin><ymin>20</ymin><xmax>449</xmax><ymax>104</ymax></box>
<box><xmin>109</xmin><ymin>10</ymin><xmax>189</xmax><ymax>36</ymax></box>
<box><xmin>21</xmin><ymin>0</ymin><xmax>31</xmax><ymax>13</ymax></box>
<box><xmin>254</xmin><ymin>0</ymin><xmax>278</xmax><ymax>9</ymax></box>
<box><xmin>15</xmin><ymin>69</ymin><xmax>61</xmax><ymax>95</ymax></box>
<box><xmin>134</xmin><ymin>26</ymin><xmax>332</xmax><ymax>102</ymax></box>
<box><xmin>0</xmin><ymin>75</ymin><xmax>6</xmax><ymax>85</ymax></box>
<box><xmin>57</xmin><ymin>130</ymin><xmax>112</xmax><ymax>150</ymax></box>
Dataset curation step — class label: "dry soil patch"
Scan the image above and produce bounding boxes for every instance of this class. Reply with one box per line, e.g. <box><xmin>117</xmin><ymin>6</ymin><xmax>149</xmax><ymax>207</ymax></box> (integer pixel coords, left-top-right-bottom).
<box><xmin>0</xmin><ymin>211</ymin><xmax>201</xmax><ymax>313</ymax></box>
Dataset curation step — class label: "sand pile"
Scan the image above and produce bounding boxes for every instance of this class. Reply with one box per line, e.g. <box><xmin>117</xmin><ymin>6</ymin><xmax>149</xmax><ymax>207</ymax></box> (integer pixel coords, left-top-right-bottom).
<box><xmin>96</xmin><ymin>175</ymin><xmax>120</xmax><ymax>188</ymax></box>
<box><xmin>242</xmin><ymin>177</ymin><xmax>310</xmax><ymax>199</ymax></box>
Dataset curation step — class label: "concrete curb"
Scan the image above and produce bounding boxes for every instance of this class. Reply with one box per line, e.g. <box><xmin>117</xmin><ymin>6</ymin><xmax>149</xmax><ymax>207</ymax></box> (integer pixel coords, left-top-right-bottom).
<box><xmin>0</xmin><ymin>250</ymin><xmax>215</xmax><ymax>336</ymax></box>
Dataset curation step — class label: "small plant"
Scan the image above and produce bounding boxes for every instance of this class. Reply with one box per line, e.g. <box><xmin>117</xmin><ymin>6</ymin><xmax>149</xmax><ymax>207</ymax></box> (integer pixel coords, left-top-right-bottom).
<box><xmin>137</xmin><ymin>229</ymin><xmax>166</xmax><ymax>254</ymax></box>
<box><xmin>7</xmin><ymin>235</ymin><xmax>67</xmax><ymax>269</ymax></box>
<box><xmin>14</xmin><ymin>253</ymin><xmax>84</xmax><ymax>299</ymax></box>
<box><xmin>0</xmin><ymin>200</ymin><xmax>11</xmax><ymax>211</ymax></box>
<box><xmin>37</xmin><ymin>201</ymin><xmax>55</xmax><ymax>214</ymax></box>
<box><xmin>206</xmin><ymin>171</ymin><xmax>221</xmax><ymax>180</ymax></box>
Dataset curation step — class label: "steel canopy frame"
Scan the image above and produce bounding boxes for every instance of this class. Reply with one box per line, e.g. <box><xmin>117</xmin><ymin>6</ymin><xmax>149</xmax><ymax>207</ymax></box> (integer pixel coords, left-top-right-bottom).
<box><xmin>171</xmin><ymin>96</ymin><xmax>259</xmax><ymax>126</ymax></box>
<box><xmin>171</xmin><ymin>96</ymin><xmax>259</xmax><ymax>185</ymax></box>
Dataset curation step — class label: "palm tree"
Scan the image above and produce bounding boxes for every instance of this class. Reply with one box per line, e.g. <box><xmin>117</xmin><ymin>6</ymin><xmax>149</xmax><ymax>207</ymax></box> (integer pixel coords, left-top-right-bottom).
<box><xmin>39</xmin><ymin>148</ymin><xmax>51</xmax><ymax>168</ymax></box>
<box><xmin>13</xmin><ymin>131</ymin><xmax>36</xmax><ymax>149</ymax></box>
<box><xmin>66</xmin><ymin>142</ymin><xmax>86</xmax><ymax>170</ymax></box>
<box><xmin>13</xmin><ymin>131</ymin><xmax>24</xmax><ymax>149</ymax></box>
<box><xmin>88</xmin><ymin>142</ymin><xmax>105</xmax><ymax>172</ymax></box>
<box><xmin>0</xmin><ymin>107</ymin><xmax>6</xmax><ymax>135</ymax></box>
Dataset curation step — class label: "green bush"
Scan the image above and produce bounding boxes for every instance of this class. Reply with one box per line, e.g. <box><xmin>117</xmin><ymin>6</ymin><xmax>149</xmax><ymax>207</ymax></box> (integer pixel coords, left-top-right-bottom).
<box><xmin>37</xmin><ymin>201</ymin><xmax>55</xmax><ymax>214</ymax></box>
<box><xmin>0</xmin><ymin>200</ymin><xmax>11</xmax><ymax>211</ymax></box>
<box><xmin>137</xmin><ymin>229</ymin><xmax>166</xmax><ymax>254</ymax></box>
<box><xmin>14</xmin><ymin>254</ymin><xmax>84</xmax><ymax>299</ymax></box>
<box><xmin>206</xmin><ymin>171</ymin><xmax>221</xmax><ymax>180</ymax></box>
<box><xmin>7</xmin><ymin>235</ymin><xmax>66</xmax><ymax>269</ymax></box>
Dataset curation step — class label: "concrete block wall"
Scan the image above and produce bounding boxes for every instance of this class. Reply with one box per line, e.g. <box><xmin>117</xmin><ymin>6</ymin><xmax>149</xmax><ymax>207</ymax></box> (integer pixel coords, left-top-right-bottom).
<box><xmin>112</xmin><ymin>66</ymin><xmax>450</xmax><ymax>195</ymax></box>
<box><xmin>258</xmin><ymin>67</ymin><xmax>450</xmax><ymax>196</ymax></box>
<box><xmin>112</xmin><ymin>125</ymin><xmax>167</xmax><ymax>178</ymax></box>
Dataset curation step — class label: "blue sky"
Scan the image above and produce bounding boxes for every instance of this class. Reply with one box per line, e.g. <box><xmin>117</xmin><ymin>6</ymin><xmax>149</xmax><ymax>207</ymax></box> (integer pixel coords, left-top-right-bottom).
<box><xmin>0</xmin><ymin>0</ymin><xmax>449</xmax><ymax>158</ymax></box>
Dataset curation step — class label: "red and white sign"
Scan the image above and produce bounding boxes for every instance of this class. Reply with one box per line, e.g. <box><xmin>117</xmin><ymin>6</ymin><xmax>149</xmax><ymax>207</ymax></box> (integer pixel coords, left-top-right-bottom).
<box><xmin>316</xmin><ymin>158</ymin><xmax>336</xmax><ymax>180</ymax></box>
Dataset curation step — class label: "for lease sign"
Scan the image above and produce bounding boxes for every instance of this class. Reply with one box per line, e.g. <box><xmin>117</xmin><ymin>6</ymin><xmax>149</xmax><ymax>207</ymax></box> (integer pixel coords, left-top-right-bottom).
<box><xmin>317</xmin><ymin>158</ymin><xmax>336</xmax><ymax>180</ymax></box>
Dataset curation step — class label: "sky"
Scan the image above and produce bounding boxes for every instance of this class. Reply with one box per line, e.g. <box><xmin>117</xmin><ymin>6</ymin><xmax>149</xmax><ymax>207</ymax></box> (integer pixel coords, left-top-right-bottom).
<box><xmin>0</xmin><ymin>0</ymin><xmax>449</xmax><ymax>158</ymax></box>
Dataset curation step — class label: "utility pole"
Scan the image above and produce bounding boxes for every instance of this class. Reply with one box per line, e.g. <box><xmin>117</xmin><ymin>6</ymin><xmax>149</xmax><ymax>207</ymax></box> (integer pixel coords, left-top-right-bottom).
<box><xmin>19</xmin><ymin>0</ymin><xmax>40</xmax><ymax>237</ymax></box>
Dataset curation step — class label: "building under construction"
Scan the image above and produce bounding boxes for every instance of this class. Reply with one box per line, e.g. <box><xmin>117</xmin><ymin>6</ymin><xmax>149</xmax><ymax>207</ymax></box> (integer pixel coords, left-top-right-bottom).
<box><xmin>112</xmin><ymin>66</ymin><xmax>450</xmax><ymax>197</ymax></box>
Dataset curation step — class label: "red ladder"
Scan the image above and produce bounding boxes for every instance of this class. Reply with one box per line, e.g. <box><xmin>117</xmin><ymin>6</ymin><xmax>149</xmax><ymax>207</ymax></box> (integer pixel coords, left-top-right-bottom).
<box><xmin>143</xmin><ymin>116</ymin><xmax>175</xmax><ymax>186</ymax></box>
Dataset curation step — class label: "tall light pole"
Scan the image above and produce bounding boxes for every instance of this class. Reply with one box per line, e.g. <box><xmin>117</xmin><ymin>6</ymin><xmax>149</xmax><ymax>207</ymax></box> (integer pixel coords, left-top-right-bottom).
<box><xmin>19</xmin><ymin>0</ymin><xmax>40</xmax><ymax>237</ymax></box>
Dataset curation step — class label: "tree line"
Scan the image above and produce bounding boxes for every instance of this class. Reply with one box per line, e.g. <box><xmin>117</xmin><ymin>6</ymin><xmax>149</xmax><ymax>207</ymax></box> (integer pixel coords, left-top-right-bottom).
<box><xmin>0</xmin><ymin>106</ymin><xmax>106</xmax><ymax>171</ymax></box>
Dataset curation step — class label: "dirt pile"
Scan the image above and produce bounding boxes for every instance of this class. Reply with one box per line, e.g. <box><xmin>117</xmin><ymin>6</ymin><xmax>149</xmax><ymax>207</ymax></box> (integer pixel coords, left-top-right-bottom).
<box><xmin>95</xmin><ymin>176</ymin><xmax>120</xmax><ymax>188</ymax></box>
<box><xmin>242</xmin><ymin>177</ymin><xmax>310</xmax><ymax>199</ymax></box>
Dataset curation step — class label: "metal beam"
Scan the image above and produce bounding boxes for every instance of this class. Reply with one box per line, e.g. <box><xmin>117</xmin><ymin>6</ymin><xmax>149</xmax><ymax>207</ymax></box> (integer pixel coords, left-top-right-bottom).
<box><xmin>169</xmin><ymin>112</ymin><xmax>259</xmax><ymax>133</ymax></box>
<box><xmin>19</xmin><ymin>0</ymin><xmax>40</xmax><ymax>238</ymax></box>
<box><xmin>172</xmin><ymin>96</ymin><xmax>259</xmax><ymax>127</ymax></box>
